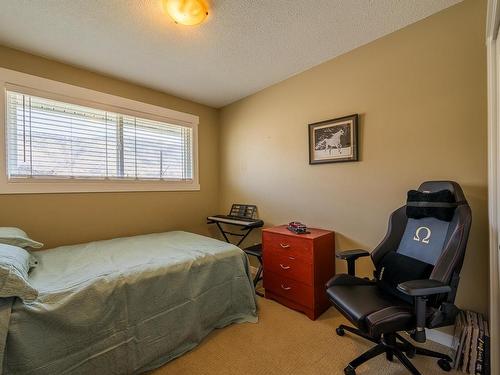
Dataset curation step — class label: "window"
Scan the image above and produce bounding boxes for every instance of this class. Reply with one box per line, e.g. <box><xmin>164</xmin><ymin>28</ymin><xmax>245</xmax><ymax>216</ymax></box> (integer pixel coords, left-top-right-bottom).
<box><xmin>0</xmin><ymin>68</ymin><xmax>199</xmax><ymax>193</ymax></box>
<box><xmin>7</xmin><ymin>91</ymin><xmax>193</xmax><ymax>181</ymax></box>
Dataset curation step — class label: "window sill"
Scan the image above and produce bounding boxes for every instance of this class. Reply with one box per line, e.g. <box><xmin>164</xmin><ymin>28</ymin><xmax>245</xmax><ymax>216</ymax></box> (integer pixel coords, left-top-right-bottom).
<box><xmin>0</xmin><ymin>179</ymin><xmax>200</xmax><ymax>194</ymax></box>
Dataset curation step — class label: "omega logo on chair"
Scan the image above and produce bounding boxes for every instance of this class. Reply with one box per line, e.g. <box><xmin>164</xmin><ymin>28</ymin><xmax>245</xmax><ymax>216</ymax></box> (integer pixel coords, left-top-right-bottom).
<box><xmin>413</xmin><ymin>226</ymin><xmax>431</xmax><ymax>244</ymax></box>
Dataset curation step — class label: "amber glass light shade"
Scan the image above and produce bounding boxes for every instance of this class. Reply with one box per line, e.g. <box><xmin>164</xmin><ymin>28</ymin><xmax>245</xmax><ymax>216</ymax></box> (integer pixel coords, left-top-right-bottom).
<box><xmin>163</xmin><ymin>0</ymin><xmax>208</xmax><ymax>26</ymax></box>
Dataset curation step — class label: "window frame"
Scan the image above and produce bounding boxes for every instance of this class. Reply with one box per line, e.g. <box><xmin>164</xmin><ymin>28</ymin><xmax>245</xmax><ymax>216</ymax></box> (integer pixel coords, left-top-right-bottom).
<box><xmin>0</xmin><ymin>68</ymin><xmax>200</xmax><ymax>194</ymax></box>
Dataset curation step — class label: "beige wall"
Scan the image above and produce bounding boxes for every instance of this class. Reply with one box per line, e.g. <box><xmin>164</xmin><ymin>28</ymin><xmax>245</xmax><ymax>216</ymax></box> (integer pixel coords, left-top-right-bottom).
<box><xmin>0</xmin><ymin>46</ymin><xmax>220</xmax><ymax>248</ymax></box>
<box><xmin>220</xmin><ymin>0</ymin><xmax>488</xmax><ymax>314</ymax></box>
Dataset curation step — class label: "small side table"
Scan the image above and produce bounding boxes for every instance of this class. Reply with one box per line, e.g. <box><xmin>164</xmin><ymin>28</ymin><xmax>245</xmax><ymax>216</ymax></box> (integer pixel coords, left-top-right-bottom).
<box><xmin>263</xmin><ymin>225</ymin><xmax>335</xmax><ymax>320</ymax></box>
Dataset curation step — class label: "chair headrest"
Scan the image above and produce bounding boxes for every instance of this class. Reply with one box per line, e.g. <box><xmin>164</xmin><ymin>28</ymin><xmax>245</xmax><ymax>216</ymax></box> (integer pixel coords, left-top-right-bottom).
<box><xmin>417</xmin><ymin>181</ymin><xmax>467</xmax><ymax>204</ymax></box>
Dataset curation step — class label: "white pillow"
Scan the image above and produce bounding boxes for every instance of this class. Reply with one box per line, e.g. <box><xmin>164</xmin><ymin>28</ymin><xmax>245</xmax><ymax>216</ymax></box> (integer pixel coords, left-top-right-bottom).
<box><xmin>0</xmin><ymin>243</ymin><xmax>38</xmax><ymax>302</ymax></box>
<box><xmin>0</xmin><ymin>227</ymin><xmax>43</xmax><ymax>249</ymax></box>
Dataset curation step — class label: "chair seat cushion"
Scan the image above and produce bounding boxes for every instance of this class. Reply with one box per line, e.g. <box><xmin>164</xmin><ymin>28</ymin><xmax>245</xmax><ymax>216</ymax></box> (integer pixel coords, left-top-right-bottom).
<box><xmin>365</xmin><ymin>306</ymin><xmax>414</xmax><ymax>337</ymax></box>
<box><xmin>326</xmin><ymin>274</ymin><xmax>411</xmax><ymax>334</ymax></box>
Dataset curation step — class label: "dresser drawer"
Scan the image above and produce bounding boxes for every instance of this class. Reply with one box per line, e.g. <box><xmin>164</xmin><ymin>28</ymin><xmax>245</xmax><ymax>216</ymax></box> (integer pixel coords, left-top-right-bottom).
<box><xmin>263</xmin><ymin>232</ymin><xmax>313</xmax><ymax>263</ymax></box>
<box><xmin>264</xmin><ymin>250</ymin><xmax>313</xmax><ymax>286</ymax></box>
<box><xmin>264</xmin><ymin>271</ymin><xmax>314</xmax><ymax>307</ymax></box>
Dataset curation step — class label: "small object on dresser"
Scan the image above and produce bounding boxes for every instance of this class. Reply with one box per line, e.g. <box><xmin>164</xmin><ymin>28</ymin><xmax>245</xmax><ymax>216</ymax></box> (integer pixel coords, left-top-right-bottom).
<box><xmin>287</xmin><ymin>221</ymin><xmax>310</xmax><ymax>234</ymax></box>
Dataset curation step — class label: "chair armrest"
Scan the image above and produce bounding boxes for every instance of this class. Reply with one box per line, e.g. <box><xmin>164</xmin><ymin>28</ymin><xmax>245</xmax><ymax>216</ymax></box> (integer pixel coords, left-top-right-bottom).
<box><xmin>336</xmin><ymin>249</ymin><xmax>370</xmax><ymax>260</ymax></box>
<box><xmin>336</xmin><ymin>249</ymin><xmax>370</xmax><ymax>276</ymax></box>
<box><xmin>397</xmin><ymin>279</ymin><xmax>451</xmax><ymax>297</ymax></box>
<box><xmin>397</xmin><ymin>279</ymin><xmax>451</xmax><ymax>343</ymax></box>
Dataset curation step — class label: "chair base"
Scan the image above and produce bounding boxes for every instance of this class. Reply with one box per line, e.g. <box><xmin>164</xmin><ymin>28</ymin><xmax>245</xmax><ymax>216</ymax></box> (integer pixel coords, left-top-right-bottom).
<box><xmin>336</xmin><ymin>324</ymin><xmax>453</xmax><ymax>375</ymax></box>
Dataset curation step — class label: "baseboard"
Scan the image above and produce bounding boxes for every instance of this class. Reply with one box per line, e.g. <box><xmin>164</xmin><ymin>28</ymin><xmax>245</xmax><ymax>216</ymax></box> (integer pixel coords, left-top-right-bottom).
<box><xmin>425</xmin><ymin>328</ymin><xmax>455</xmax><ymax>349</ymax></box>
<box><xmin>397</xmin><ymin>329</ymin><xmax>455</xmax><ymax>349</ymax></box>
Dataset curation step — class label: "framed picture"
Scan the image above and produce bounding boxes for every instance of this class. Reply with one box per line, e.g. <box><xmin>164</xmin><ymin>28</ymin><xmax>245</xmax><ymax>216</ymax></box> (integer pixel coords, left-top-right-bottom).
<box><xmin>308</xmin><ymin>114</ymin><xmax>358</xmax><ymax>164</ymax></box>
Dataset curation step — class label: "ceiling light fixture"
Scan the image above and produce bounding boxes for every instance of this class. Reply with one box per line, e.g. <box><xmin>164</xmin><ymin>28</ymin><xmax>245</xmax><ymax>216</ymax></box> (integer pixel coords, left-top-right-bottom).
<box><xmin>163</xmin><ymin>0</ymin><xmax>208</xmax><ymax>26</ymax></box>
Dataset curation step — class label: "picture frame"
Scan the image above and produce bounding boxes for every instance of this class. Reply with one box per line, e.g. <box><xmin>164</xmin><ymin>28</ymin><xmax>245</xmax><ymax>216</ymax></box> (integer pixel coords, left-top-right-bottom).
<box><xmin>308</xmin><ymin>114</ymin><xmax>358</xmax><ymax>164</ymax></box>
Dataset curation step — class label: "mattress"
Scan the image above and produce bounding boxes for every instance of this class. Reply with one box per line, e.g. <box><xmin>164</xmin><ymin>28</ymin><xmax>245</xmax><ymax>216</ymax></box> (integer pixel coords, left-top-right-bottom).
<box><xmin>0</xmin><ymin>231</ymin><xmax>258</xmax><ymax>374</ymax></box>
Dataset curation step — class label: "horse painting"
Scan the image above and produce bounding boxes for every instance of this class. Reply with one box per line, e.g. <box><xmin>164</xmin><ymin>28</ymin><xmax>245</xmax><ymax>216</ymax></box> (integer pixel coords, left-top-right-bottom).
<box><xmin>309</xmin><ymin>114</ymin><xmax>358</xmax><ymax>164</ymax></box>
<box><xmin>316</xmin><ymin>128</ymin><xmax>345</xmax><ymax>154</ymax></box>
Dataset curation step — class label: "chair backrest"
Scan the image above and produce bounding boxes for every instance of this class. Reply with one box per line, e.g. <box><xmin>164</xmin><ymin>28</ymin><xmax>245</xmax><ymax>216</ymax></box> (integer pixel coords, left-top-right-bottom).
<box><xmin>371</xmin><ymin>181</ymin><xmax>472</xmax><ymax>308</ymax></box>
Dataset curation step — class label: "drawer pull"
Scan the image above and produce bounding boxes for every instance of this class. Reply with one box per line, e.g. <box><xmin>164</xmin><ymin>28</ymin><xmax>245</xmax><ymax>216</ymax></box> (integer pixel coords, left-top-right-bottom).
<box><xmin>281</xmin><ymin>284</ymin><xmax>292</xmax><ymax>291</ymax></box>
<box><xmin>280</xmin><ymin>243</ymin><xmax>290</xmax><ymax>249</ymax></box>
<box><xmin>288</xmin><ymin>256</ymin><xmax>296</xmax><ymax>260</ymax></box>
<box><xmin>280</xmin><ymin>264</ymin><xmax>291</xmax><ymax>270</ymax></box>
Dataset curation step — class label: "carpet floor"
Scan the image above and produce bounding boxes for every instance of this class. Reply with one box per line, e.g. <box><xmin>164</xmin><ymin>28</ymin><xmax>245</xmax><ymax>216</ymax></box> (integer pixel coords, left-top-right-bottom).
<box><xmin>151</xmin><ymin>297</ymin><xmax>458</xmax><ymax>375</ymax></box>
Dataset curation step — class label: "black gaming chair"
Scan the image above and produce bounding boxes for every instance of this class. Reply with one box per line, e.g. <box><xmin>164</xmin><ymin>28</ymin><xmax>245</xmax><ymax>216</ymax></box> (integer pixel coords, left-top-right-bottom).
<box><xmin>326</xmin><ymin>181</ymin><xmax>471</xmax><ymax>375</ymax></box>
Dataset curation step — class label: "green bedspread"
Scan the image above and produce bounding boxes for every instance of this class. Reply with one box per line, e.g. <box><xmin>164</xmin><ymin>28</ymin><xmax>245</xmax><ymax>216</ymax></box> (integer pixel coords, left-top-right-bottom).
<box><xmin>0</xmin><ymin>231</ymin><xmax>258</xmax><ymax>374</ymax></box>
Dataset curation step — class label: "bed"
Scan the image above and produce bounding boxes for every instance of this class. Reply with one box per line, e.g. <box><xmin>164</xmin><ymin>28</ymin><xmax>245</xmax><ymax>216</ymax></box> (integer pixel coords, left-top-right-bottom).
<box><xmin>0</xmin><ymin>231</ymin><xmax>258</xmax><ymax>374</ymax></box>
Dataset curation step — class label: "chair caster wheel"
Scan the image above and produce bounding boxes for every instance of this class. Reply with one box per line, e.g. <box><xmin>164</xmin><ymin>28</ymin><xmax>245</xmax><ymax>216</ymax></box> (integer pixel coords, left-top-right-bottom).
<box><xmin>336</xmin><ymin>327</ymin><xmax>345</xmax><ymax>336</ymax></box>
<box><xmin>406</xmin><ymin>348</ymin><xmax>416</xmax><ymax>358</ymax></box>
<box><xmin>437</xmin><ymin>358</ymin><xmax>452</xmax><ymax>372</ymax></box>
<box><xmin>344</xmin><ymin>365</ymin><xmax>356</xmax><ymax>375</ymax></box>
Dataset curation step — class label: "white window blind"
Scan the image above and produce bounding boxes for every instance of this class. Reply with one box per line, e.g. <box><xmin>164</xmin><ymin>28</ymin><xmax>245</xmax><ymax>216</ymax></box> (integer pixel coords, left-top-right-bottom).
<box><xmin>6</xmin><ymin>90</ymin><xmax>193</xmax><ymax>181</ymax></box>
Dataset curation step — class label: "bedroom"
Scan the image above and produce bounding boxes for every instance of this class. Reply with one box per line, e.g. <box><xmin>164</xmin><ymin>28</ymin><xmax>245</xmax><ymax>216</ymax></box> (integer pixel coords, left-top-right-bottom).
<box><xmin>0</xmin><ymin>0</ymin><xmax>496</xmax><ymax>374</ymax></box>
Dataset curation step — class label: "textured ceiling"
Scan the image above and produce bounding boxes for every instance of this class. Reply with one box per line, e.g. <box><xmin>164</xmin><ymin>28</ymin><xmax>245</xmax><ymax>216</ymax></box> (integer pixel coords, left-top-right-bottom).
<box><xmin>0</xmin><ymin>0</ymin><xmax>462</xmax><ymax>108</ymax></box>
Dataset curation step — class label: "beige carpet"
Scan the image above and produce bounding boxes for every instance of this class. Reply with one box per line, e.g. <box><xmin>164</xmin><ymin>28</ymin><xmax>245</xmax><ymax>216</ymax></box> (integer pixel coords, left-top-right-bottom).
<box><xmin>151</xmin><ymin>297</ymin><xmax>458</xmax><ymax>375</ymax></box>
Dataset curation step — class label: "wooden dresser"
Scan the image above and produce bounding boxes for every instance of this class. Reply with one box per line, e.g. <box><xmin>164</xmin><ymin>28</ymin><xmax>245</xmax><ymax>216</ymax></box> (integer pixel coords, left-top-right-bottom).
<box><xmin>262</xmin><ymin>225</ymin><xmax>335</xmax><ymax>320</ymax></box>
